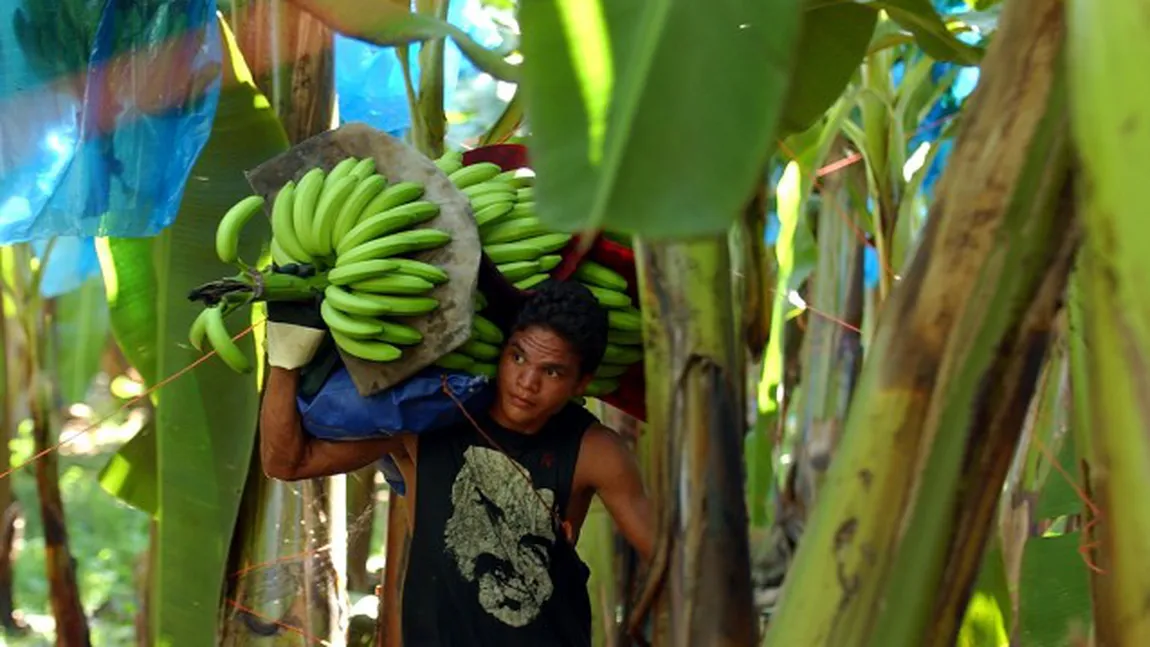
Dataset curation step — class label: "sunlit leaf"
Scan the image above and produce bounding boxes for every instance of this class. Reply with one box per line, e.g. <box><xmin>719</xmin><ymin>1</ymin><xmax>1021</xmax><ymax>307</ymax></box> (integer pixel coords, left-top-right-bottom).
<box><xmin>518</xmin><ymin>0</ymin><xmax>802</xmax><ymax>238</ymax></box>
<box><xmin>53</xmin><ymin>276</ymin><xmax>110</xmax><ymax>405</ymax></box>
<box><xmin>871</xmin><ymin>0</ymin><xmax>983</xmax><ymax>65</ymax></box>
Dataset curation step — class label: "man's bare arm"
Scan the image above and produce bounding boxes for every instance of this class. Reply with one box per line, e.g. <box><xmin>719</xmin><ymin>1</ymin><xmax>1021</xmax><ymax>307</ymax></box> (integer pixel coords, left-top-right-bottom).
<box><xmin>581</xmin><ymin>425</ymin><xmax>654</xmax><ymax>561</ymax></box>
<box><xmin>260</xmin><ymin>367</ymin><xmax>405</xmax><ymax>481</ymax></box>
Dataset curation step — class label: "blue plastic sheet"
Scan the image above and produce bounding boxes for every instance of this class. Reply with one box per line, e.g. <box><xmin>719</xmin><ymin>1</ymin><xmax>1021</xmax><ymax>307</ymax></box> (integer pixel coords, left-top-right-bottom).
<box><xmin>0</xmin><ymin>0</ymin><xmax>222</xmax><ymax>245</ymax></box>
<box><xmin>31</xmin><ymin>236</ymin><xmax>102</xmax><ymax>298</ymax></box>
<box><xmin>299</xmin><ymin>364</ymin><xmax>496</xmax><ymax>493</ymax></box>
<box><xmin>333</xmin><ymin>0</ymin><xmax>502</xmax><ymax>135</ymax></box>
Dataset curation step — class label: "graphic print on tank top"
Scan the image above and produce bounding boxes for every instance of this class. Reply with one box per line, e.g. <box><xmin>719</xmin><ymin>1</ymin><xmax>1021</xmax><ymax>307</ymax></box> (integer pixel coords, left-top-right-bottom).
<box><xmin>443</xmin><ymin>445</ymin><xmax>558</xmax><ymax>628</ymax></box>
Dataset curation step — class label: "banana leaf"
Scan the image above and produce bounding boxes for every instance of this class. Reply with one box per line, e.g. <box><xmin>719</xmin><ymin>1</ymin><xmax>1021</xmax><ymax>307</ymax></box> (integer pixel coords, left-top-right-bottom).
<box><xmin>53</xmin><ymin>275</ymin><xmax>110</xmax><ymax>405</ymax></box>
<box><xmin>516</xmin><ymin>0</ymin><xmax>802</xmax><ymax>238</ymax></box>
<box><xmin>97</xmin><ymin>16</ymin><xmax>289</xmax><ymax>644</ymax></box>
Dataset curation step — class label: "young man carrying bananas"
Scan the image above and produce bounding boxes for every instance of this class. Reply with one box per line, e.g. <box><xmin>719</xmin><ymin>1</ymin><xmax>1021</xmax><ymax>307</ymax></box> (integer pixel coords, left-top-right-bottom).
<box><xmin>259</xmin><ymin>278</ymin><xmax>654</xmax><ymax>646</ymax></box>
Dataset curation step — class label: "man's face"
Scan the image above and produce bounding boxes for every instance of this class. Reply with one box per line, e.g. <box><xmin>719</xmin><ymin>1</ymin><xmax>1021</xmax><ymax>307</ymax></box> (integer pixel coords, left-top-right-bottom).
<box><xmin>493</xmin><ymin>325</ymin><xmax>592</xmax><ymax>430</ymax></box>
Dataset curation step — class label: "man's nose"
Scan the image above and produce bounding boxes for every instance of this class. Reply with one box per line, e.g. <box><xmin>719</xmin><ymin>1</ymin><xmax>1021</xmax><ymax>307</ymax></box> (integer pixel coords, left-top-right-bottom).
<box><xmin>517</xmin><ymin>368</ymin><xmax>541</xmax><ymax>392</ymax></box>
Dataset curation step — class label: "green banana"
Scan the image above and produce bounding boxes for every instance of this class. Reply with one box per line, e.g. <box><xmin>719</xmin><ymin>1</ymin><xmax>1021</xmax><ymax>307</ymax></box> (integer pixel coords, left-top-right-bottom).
<box><xmin>584</xmin><ymin>378</ymin><xmax>620</xmax><ymax>397</ymax></box>
<box><xmin>516</xmin><ymin>187</ymin><xmax>534</xmax><ymax>202</ymax></box>
<box><xmin>496</xmin><ymin>260</ymin><xmax>541</xmax><ymax>282</ymax></box>
<box><xmin>460</xmin><ymin>339</ymin><xmax>501</xmax><ymax>361</ymax></box>
<box><xmin>483</xmin><ymin>217</ymin><xmax>549</xmax><ymax>245</ymax></box>
<box><xmin>215</xmin><ymin>194</ymin><xmax>265</xmax><ymax>265</ymax></box>
<box><xmin>335</xmin><ymin>229</ymin><xmax>453</xmax><ymax>267</ymax></box>
<box><xmin>312</xmin><ymin>174</ymin><xmax>357</xmax><ymax>257</ymax></box>
<box><xmin>292</xmin><ymin>168</ymin><xmax>327</xmax><ymax>255</ymax></box>
<box><xmin>331</xmin><ymin>174</ymin><xmax>388</xmax><ymax>248</ymax></box>
<box><xmin>324</xmin><ymin>285</ymin><xmax>440</xmax><ymax>317</ymax></box>
<box><xmin>471</xmin><ymin>363</ymin><xmax>498</xmax><ymax>379</ymax></box>
<box><xmin>608</xmin><ymin>329</ymin><xmax>643</xmax><ymax>345</ymax></box>
<box><xmin>435</xmin><ymin>352</ymin><xmax>475</xmax><ymax>371</ymax></box>
<box><xmin>573</xmin><ymin>260</ymin><xmax>629</xmax><ymax>292</ymax></box>
<box><xmin>607</xmin><ymin>308</ymin><xmax>642</xmax><ymax>332</ymax></box>
<box><xmin>390</xmin><ymin>258</ymin><xmax>450</xmax><ymax>285</ymax></box>
<box><xmin>474</xmin><ymin>202</ymin><xmax>515</xmax><ymax>229</ymax></box>
<box><xmin>270</xmin><ymin>240</ymin><xmax>295</xmax><ymax>267</ymax></box>
<box><xmin>188</xmin><ymin>308</ymin><xmax>211</xmax><ymax>352</ymax></box>
<box><xmin>360</xmin><ymin>181</ymin><xmax>426</xmax><ymax>223</ymax></box>
<box><xmin>472</xmin><ymin>315</ymin><xmax>505</xmax><ymax>345</ymax></box>
<box><xmin>462</xmin><ymin>182</ymin><xmax>515</xmax><ymax>200</ymax></box>
<box><xmin>602</xmin><ymin>343</ymin><xmax>643</xmax><ymax>365</ymax></box>
<box><xmin>350</xmin><ymin>157</ymin><xmax>377</xmax><ymax>180</ymax></box>
<box><xmin>435</xmin><ymin>156</ymin><xmax>463</xmax><ymax>175</ymax></box>
<box><xmin>336</xmin><ymin>201</ymin><xmax>441</xmax><ymax>256</ymax></box>
<box><xmin>348</xmin><ymin>274</ymin><xmax>437</xmax><ymax>295</ymax></box>
<box><xmin>321</xmin><ymin>299</ymin><xmax>385</xmax><ymax>338</ymax></box>
<box><xmin>595</xmin><ymin>363</ymin><xmax>630</xmax><ymax>379</ymax></box>
<box><xmin>332</xmin><ymin>329</ymin><xmax>403</xmax><ymax>362</ymax></box>
<box><xmin>493</xmin><ymin>169</ymin><xmax>535</xmax><ymax>188</ymax></box>
<box><xmin>376</xmin><ymin>320</ymin><xmax>424</xmax><ymax>346</ymax></box>
<box><xmin>271</xmin><ymin>182</ymin><xmax>313</xmax><ymax>263</ymax></box>
<box><xmin>509</xmin><ymin>202</ymin><xmax>535</xmax><ymax>219</ymax></box>
<box><xmin>538</xmin><ymin>255</ymin><xmax>563</xmax><ymax>271</ymax></box>
<box><xmin>517</xmin><ymin>233</ymin><xmax>572</xmax><ymax>254</ymax></box>
<box><xmin>483</xmin><ymin>241</ymin><xmax>546</xmax><ymax>264</ymax></box>
<box><xmin>583</xmin><ymin>284</ymin><xmax>632</xmax><ymax>309</ymax></box>
<box><xmin>475</xmin><ymin>291</ymin><xmax>489</xmax><ymax>311</ymax></box>
<box><xmin>471</xmin><ymin>192</ymin><xmax>517</xmax><ymax>211</ymax></box>
<box><xmin>326</xmin><ymin>259</ymin><xmax>400</xmax><ymax>286</ymax></box>
<box><xmin>448</xmin><ymin>162</ymin><xmax>503</xmax><ymax>189</ymax></box>
<box><xmin>322</xmin><ymin>157</ymin><xmax>359</xmax><ymax>193</ymax></box>
<box><xmin>203</xmin><ymin>305</ymin><xmax>251</xmax><ymax>373</ymax></box>
<box><xmin>514</xmin><ymin>273</ymin><xmax>551</xmax><ymax>291</ymax></box>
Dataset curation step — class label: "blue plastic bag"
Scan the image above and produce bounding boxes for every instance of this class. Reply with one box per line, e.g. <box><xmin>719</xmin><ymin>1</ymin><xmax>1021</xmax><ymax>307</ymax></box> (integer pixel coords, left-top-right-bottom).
<box><xmin>0</xmin><ymin>0</ymin><xmax>222</xmax><ymax>244</ymax></box>
<box><xmin>298</xmin><ymin>364</ymin><xmax>496</xmax><ymax>493</ymax></box>
<box><xmin>30</xmin><ymin>236</ymin><xmax>102</xmax><ymax>298</ymax></box>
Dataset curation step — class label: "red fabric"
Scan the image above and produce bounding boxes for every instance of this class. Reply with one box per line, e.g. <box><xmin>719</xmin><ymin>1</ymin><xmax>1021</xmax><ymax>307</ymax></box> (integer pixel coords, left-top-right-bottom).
<box><xmin>463</xmin><ymin>145</ymin><xmax>647</xmax><ymax>423</ymax></box>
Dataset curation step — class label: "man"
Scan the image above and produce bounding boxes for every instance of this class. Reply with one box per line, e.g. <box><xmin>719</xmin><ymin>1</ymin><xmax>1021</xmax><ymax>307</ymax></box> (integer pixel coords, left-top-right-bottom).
<box><xmin>259</xmin><ymin>278</ymin><xmax>654</xmax><ymax>646</ymax></box>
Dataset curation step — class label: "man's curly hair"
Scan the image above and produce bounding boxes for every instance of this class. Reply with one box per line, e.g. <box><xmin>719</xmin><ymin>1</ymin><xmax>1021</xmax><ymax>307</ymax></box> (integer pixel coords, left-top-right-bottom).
<box><xmin>513</xmin><ymin>280</ymin><xmax>608</xmax><ymax>376</ymax></box>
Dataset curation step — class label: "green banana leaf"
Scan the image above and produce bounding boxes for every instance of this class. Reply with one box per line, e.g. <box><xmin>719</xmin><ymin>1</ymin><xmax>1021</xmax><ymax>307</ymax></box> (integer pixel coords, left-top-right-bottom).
<box><xmin>872</xmin><ymin>0</ymin><xmax>983</xmax><ymax>65</ymax></box>
<box><xmin>53</xmin><ymin>275</ymin><xmax>111</xmax><ymax>405</ymax></box>
<box><xmin>1017</xmin><ymin>533</ymin><xmax>1092</xmax><ymax>646</ymax></box>
<box><xmin>778</xmin><ymin>3</ymin><xmax>876</xmax><ymax>136</ymax></box>
<box><xmin>96</xmin><ymin>17</ymin><xmax>288</xmax><ymax>644</ymax></box>
<box><xmin>516</xmin><ymin>0</ymin><xmax>802</xmax><ymax>238</ymax></box>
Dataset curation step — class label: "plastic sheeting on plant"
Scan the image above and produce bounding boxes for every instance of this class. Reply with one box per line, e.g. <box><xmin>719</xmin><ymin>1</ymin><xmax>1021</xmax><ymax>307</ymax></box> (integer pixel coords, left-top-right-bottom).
<box><xmin>0</xmin><ymin>0</ymin><xmax>222</xmax><ymax>246</ymax></box>
<box><xmin>333</xmin><ymin>0</ymin><xmax>504</xmax><ymax>136</ymax></box>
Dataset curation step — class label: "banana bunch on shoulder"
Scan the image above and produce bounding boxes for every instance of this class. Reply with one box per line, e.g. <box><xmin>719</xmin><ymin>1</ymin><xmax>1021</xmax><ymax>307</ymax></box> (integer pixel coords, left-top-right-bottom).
<box><xmin>195</xmin><ymin>156</ymin><xmax>454</xmax><ymax>372</ymax></box>
<box><xmin>574</xmin><ymin>260</ymin><xmax>644</xmax><ymax>398</ymax></box>
<box><xmin>434</xmin><ymin>154</ymin><xmax>571</xmax><ymax>291</ymax></box>
<box><xmin>434</xmin><ymin>311</ymin><xmax>506</xmax><ymax>378</ymax></box>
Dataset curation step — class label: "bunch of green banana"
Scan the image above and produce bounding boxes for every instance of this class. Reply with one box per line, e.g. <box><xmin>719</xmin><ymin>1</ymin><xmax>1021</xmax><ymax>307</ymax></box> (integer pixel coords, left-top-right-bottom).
<box><xmin>198</xmin><ymin>156</ymin><xmax>457</xmax><ymax>371</ymax></box>
<box><xmin>434</xmin><ymin>312</ymin><xmax>506</xmax><ymax>377</ymax></box>
<box><xmin>439</xmin><ymin>158</ymin><xmax>570</xmax><ymax>291</ymax></box>
<box><xmin>573</xmin><ymin>260</ymin><xmax>644</xmax><ymax>397</ymax></box>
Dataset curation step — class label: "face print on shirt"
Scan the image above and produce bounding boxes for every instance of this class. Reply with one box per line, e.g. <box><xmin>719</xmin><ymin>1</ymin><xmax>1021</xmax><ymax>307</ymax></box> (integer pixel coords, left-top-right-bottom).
<box><xmin>443</xmin><ymin>446</ymin><xmax>557</xmax><ymax>627</ymax></box>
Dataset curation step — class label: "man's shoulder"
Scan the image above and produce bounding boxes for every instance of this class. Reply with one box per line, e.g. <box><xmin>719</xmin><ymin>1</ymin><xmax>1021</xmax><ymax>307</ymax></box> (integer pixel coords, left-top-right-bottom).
<box><xmin>577</xmin><ymin>423</ymin><xmax>632</xmax><ymax>465</ymax></box>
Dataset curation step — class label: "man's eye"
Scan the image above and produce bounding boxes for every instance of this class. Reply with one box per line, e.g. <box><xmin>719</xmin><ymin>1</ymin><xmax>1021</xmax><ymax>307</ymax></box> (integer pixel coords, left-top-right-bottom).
<box><xmin>546</xmin><ymin>368</ymin><xmax>559</xmax><ymax>378</ymax></box>
<box><xmin>513</xmin><ymin>353</ymin><xmax>525</xmax><ymax>364</ymax></box>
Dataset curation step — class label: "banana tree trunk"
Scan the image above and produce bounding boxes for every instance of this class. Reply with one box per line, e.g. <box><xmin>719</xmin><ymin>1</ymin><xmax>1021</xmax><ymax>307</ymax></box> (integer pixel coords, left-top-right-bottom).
<box><xmin>220</xmin><ymin>7</ymin><xmax>345</xmax><ymax>646</ymax></box>
<box><xmin>346</xmin><ymin>466</ymin><xmax>378</xmax><ymax>594</ymax></box>
<box><xmin>0</xmin><ymin>279</ymin><xmax>22</xmax><ymax>636</ymax></box>
<box><xmin>631</xmin><ymin>236</ymin><xmax>755</xmax><ymax>645</ymax></box>
<box><xmin>763</xmin><ymin>0</ymin><xmax>1076</xmax><ymax>644</ymax></box>
<box><xmin>24</xmin><ymin>277</ymin><xmax>91</xmax><ymax>645</ymax></box>
<box><xmin>1066</xmin><ymin>0</ymin><xmax>1150</xmax><ymax>640</ymax></box>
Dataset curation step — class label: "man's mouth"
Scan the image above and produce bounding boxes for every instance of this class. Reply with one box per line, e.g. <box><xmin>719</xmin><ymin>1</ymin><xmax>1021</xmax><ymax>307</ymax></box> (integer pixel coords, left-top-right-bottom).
<box><xmin>510</xmin><ymin>395</ymin><xmax>534</xmax><ymax>409</ymax></box>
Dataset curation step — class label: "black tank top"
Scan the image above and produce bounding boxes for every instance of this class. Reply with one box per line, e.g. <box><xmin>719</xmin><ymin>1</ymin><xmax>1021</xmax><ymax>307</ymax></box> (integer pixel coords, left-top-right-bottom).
<box><xmin>401</xmin><ymin>402</ymin><xmax>598</xmax><ymax>647</ymax></box>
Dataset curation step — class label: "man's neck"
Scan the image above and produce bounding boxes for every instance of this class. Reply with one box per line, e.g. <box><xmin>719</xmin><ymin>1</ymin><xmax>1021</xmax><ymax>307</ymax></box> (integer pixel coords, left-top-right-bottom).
<box><xmin>488</xmin><ymin>404</ymin><xmax>548</xmax><ymax>435</ymax></box>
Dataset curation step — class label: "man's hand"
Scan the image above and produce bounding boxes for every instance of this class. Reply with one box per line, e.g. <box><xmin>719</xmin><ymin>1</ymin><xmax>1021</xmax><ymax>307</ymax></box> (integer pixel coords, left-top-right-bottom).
<box><xmin>266</xmin><ymin>263</ymin><xmax>327</xmax><ymax>371</ymax></box>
